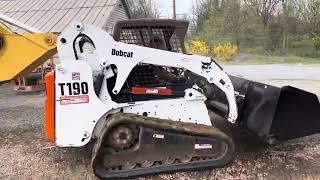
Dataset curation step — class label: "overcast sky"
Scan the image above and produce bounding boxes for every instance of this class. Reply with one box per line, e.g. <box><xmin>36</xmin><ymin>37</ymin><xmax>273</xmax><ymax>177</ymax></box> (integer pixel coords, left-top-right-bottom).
<box><xmin>153</xmin><ymin>0</ymin><xmax>194</xmax><ymax>19</ymax></box>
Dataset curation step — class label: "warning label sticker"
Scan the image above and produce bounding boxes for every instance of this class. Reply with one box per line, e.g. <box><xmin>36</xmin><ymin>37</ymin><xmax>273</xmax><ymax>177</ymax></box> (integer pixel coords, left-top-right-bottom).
<box><xmin>146</xmin><ymin>89</ymin><xmax>159</xmax><ymax>94</ymax></box>
<box><xmin>195</xmin><ymin>144</ymin><xmax>213</xmax><ymax>149</ymax></box>
<box><xmin>72</xmin><ymin>72</ymin><xmax>80</xmax><ymax>80</ymax></box>
<box><xmin>60</xmin><ymin>95</ymin><xmax>89</xmax><ymax>105</ymax></box>
<box><xmin>153</xmin><ymin>133</ymin><xmax>164</xmax><ymax>139</ymax></box>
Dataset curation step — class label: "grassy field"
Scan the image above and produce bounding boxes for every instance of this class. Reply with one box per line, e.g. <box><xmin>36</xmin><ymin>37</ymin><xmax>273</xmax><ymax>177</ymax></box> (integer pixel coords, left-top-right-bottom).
<box><xmin>217</xmin><ymin>54</ymin><xmax>320</xmax><ymax>65</ymax></box>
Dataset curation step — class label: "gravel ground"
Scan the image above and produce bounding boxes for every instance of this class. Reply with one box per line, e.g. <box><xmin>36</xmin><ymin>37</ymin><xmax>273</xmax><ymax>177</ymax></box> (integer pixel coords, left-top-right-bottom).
<box><xmin>1</xmin><ymin>79</ymin><xmax>320</xmax><ymax>180</ymax></box>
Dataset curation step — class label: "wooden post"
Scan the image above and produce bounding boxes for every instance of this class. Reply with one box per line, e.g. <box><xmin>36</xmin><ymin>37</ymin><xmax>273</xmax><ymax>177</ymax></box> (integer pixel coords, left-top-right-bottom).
<box><xmin>173</xmin><ymin>0</ymin><xmax>176</xmax><ymax>19</ymax></box>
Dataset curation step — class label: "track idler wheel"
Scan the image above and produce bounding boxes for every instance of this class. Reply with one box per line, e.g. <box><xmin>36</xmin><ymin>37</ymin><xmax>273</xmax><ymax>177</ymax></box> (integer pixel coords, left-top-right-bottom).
<box><xmin>107</xmin><ymin>125</ymin><xmax>136</xmax><ymax>150</ymax></box>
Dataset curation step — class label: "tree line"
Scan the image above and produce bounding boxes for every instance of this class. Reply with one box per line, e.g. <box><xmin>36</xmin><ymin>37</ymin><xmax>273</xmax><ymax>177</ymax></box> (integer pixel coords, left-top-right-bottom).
<box><xmin>190</xmin><ymin>0</ymin><xmax>320</xmax><ymax>57</ymax></box>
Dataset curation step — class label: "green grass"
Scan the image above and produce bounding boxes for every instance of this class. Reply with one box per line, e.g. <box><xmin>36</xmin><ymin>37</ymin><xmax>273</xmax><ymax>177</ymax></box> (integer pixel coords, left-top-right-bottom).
<box><xmin>216</xmin><ymin>54</ymin><xmax>320</xmax><ymax>65</ymax></box>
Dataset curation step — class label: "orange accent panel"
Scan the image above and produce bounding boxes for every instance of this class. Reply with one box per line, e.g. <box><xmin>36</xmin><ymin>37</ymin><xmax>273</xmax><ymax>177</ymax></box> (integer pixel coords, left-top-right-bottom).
<box><xmin>131</xmin><ymin>87</ymin><xmax>173</xmax><ymax>96</ymax></box>
<box><xmin>44</xmin><ymin>71</ymin><xmax>55</xmax><ymax>142</ymax></box>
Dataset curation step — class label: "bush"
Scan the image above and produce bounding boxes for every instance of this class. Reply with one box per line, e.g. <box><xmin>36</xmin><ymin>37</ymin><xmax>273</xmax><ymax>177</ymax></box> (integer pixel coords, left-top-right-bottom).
<box><xmin>212</xmin><ymin>42</ymin><xmax>238</xmax><ymax>61</ymax></box>
<box><xmin>186</xmin><ymin>40</ymin><xmax>209</xmax><ymax>56</ymax></box>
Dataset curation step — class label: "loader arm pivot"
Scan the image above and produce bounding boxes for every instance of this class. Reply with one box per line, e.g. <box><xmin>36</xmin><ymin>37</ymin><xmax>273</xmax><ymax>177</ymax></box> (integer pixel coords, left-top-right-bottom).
<box><xmin>0</xmin><ymin>15</ymin><xmax>57</xmax><ymax>83</ymax></box>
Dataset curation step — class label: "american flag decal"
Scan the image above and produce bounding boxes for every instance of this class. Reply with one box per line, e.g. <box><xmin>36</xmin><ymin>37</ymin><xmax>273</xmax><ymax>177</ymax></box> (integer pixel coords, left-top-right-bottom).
<box><xmin>72</xmin><ymin>72</ymin><xmax>80</xmax><ymax>80</ymax></box>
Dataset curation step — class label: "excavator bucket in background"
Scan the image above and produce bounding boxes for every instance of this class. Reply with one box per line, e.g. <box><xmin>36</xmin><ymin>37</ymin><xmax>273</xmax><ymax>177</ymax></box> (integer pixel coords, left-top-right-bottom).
<box><xmin>112</xmin><ymin>19</ymin><xmax>320</xmax><ymax>143</ymax></box>
<box><xmin>0</xmin><ymin>24</ymin><xmax>57</xmax><ymax>83</ymax></box>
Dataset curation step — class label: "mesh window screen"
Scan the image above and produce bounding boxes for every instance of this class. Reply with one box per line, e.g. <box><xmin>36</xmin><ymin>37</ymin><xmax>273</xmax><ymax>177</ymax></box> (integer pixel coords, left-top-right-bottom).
<box><xmin>119</xmin><ymin>26</ymin><xmax>183</xmax><ymax>53</ymax></box>
<box><xmin>117</xmin><ymin>25</ymin><xmax>186</xmax><ymax>87</ymax></box>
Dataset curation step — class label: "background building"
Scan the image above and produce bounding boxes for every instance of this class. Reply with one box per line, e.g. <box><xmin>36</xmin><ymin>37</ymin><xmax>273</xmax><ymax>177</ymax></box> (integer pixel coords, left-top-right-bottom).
<box><xmin>0</xmin><ymin>0</ymin><xmax>131</xmax><ymax>33</ymax></box>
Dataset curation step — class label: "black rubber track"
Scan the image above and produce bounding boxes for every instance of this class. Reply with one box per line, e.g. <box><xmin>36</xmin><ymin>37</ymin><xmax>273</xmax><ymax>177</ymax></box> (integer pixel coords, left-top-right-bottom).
<box><xmin>92</xmin><ymin>113</ymin><xmax>235</xmax><ymax>179</ymax></box>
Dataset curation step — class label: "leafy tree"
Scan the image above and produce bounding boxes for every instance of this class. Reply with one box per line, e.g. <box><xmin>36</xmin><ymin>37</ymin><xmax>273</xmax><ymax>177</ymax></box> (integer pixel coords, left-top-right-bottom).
<box><xmin>193</xmin><ymin>0</ymin><xmax>268</xmax><ymax>50</ymax></box>
<box><xmin>306</xmin><ymin>0</ymin><xmax>320</xmax><ymax>50</ymax></box>
<box><xmin>126</xmin><ymin>0</ymin><xmax>159</xmax><ymax>18</ymax></box>
<box><xmin>246</xmin><ymin>0</ymin><xmax>281</xmax><ymax>27</ymax></box>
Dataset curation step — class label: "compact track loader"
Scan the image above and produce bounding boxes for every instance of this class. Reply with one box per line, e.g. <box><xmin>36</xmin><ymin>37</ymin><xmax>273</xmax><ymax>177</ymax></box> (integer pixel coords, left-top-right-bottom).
<box><xmin>0</xmin><ymin>15</ymin><xmax>319</xmax><ymax>179</ymax></box>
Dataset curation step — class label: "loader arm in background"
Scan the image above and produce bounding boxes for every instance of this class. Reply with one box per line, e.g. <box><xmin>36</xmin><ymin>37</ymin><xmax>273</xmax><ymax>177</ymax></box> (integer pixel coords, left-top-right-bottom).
<box><xmin>0</xmin><ymin>19</ymin><xmax>57</xmax><ymax>83</ymax></box>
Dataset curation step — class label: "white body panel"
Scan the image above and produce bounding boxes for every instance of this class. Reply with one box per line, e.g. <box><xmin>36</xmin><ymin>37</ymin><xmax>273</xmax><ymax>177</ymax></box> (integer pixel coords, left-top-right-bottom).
<box><xmin>55</xmin><ymin>61</ymin><xmax>110</xmax><ymax>146</ymax></box>
<box><xmin>54</xmin><ymin>22</ymin><xmax>238</xmax><ymax>147</ymax></box>
<box><xmin>123</xmin><ymin>98</ymin><xmax>211</xmax><ymax>126</ymax></box>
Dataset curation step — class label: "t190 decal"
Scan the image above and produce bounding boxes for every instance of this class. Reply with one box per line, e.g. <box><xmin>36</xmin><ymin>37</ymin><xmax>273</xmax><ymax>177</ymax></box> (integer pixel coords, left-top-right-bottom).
<box><xmin>58</xmin><ymin>82</ymin><xmax>88</xmax><ymax>96</ymax></box>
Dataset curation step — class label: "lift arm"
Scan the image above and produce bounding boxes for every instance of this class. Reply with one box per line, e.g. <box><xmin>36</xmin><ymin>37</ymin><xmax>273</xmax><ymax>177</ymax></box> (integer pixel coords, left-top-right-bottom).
<box><xmin>0</xmin><ymin>14</ymin><xmax>57</xmax><ymax>82</ymax></box>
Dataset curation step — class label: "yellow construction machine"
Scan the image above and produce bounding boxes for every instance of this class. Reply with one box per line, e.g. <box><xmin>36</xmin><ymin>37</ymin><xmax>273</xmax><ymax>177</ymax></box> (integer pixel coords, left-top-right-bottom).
<box><xmin>0</xmin><ymin>15</ymin><xmax>56</xmax><ymax>90</ymax></box>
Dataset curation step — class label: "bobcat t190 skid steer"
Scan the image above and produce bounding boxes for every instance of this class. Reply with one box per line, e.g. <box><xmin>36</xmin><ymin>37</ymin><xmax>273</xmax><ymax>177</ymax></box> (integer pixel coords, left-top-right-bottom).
<box><xmin>0</xmin><ymin>15</ymin><xmax>319</xmax><ymax>179</ymax></box>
